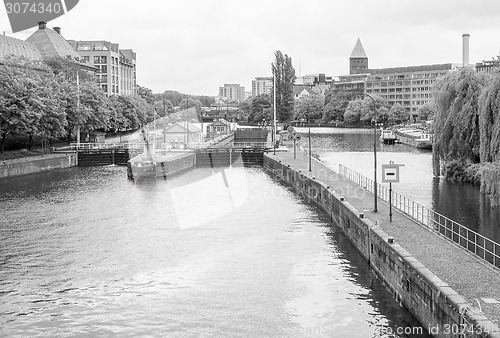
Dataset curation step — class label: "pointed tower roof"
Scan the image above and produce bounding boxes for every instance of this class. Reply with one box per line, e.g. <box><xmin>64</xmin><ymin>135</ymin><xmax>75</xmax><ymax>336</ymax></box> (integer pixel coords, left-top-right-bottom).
<box><xmin>350</xmin><ymin>38</ymin><xmax>367</xmax><ymax>59</ymax></box>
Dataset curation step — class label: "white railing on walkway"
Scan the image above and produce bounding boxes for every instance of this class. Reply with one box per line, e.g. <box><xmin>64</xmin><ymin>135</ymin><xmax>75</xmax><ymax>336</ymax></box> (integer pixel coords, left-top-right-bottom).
<box><xmin>66</xmin><ymin>143</ymin><xmax>146</xmax><ymax>150</ymax></box>
<box><xmin>338</xmin><ymin>164</ymin><xmax>500</xmax><ymax>269</ymax></box>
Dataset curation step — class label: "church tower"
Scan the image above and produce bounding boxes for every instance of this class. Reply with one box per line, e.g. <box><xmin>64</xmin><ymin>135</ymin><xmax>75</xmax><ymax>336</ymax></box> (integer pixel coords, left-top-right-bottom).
<box><xmin>349</xmin><ymin>38</ymin><xmax>368</xmax><ymax>74</ymax></box>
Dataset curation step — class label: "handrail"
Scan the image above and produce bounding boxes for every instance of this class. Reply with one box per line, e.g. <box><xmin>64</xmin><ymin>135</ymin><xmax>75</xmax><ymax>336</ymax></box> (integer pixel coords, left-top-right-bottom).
<box><xmin>338</xmin><ymin>164</ymin><xmax>500</xmax><ymax>269</ymax></box>
<box><xmin>67</xmin><ymin>142</ymin><xmax>146</xmax><ymax>150</ymax></box>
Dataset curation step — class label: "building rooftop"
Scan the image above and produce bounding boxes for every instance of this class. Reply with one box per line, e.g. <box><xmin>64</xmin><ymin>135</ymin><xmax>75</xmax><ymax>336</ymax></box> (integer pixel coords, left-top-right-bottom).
<box><xmin>25</xmin><ymin>22</ymin><xmax>95</xmax><ymax>70</ymax></box>
<box><xmin>350</xmin><ymin>38</ymin><xmax>367</xmax><ymax>59</ymax></box>
<box><xmin>0</xmin><ymin>34</ymin><xmax>42</xmax><ymax>62</ymax></box>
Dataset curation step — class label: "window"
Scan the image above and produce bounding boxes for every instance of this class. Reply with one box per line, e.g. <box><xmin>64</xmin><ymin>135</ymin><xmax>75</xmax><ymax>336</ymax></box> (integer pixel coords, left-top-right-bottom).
<box><xmin>94</xmin><ymin>56</ymin><xmax>107</xmax><ymax>64</ymax></box>
<box><xmin>77</xmin><ymin>44</ymin><xmax>91</xmax><ymax>51</ymax></box>
<box><xmin>82</xmin><ymin>56</ymin><xmax>90</xmax><ymax>62</ymax></box>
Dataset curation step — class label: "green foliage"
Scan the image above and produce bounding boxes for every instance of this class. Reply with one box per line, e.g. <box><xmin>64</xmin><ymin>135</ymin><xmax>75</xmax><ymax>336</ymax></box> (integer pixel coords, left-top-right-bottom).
<box><xmin>179</xmin><ymin>97</ymin><xmax>202</xmax><ymax>114</ymax></box>
<box><xmin>321</xmin><ymin>91</ymin><xmax>350</xmax><ymax>123</ymax></box>
<box><xmin>137</xmin><ymin>85</ymin><xmax>155</xmax><ymax>105</ymax></box>
<box><xmin>480</xmin><ymin>162</ymin><xmax>500</xmax><ymax>206</ymax></box>
<box><xmin>271</xmin><ymin>50</ymin><xmax>296</xmax><ymax>122</ymax></box>
<box><xmin>417</xmin><ymin>102</ymin><xmax>436</xmax><ymax>121</ymax></box>
<box><xmin>389</xmin><ymin>103</ymin><xmax>409</xmax><ymax>124</ymax></box>
<box><xmin>441</xmin><ymin>160</ymin><xmax>482</xmax><ymax>185</ymax></box>
<box><xmin>433</xmin><ymin>68</ymin><xmax>486</xmax><ymax>163</ymax></box>
<box><xmin>360</xmin><ymin>96</ymin><xmax>390</xmax><ymax>123</ymax></box>
<box><xmin>248</xmin><ymin>94</ymin><xmax>272</xmax><ymax>122</ymax></box>
<box><xmin>0</xmin><ymin>56</ymin><xmax>157</xmax><ymax>151</ymax></box>
<box><xmin>343</xmin><ymin>99</ymin><xmax>363</xmax><ymax>124</ymax></box>
<box><xmin>0</xmin><ymin>56</ymin><xmax>46</xmax><ymax>152</ymax></box>
<box><xmin>478</xmin><ymin>70</ymin><xmax>500</xmax><ymax>163</ymax></box>
<box><xmin>293</xmin><ymin>96</ymin><xmax>324</xmax><ymax>122</ymax></box>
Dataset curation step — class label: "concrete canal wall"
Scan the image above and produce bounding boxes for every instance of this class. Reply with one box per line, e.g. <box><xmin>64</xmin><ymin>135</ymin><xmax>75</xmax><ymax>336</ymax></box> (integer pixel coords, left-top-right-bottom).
<box><xmin>165</xmin><ymin>153</ymin><xmax>195</xmax><ymax>177</ymax></box>
<box><xmin>264</xmin><ymin>155</ymin><xmax>499</xmax><ymax>338</ymax></box>
<box><xmin>0</xmin><ymin>153</ymin><xmax>77</xmax><ymax>179</ymax></box>
<box><xmin>127</xmin><ymin>152</ymin><xmax>195</xmax><ymax>180</ymax></box>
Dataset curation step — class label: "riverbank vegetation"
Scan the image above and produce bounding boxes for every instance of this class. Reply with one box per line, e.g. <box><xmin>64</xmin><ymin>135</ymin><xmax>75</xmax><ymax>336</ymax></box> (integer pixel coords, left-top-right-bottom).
<box><xmin>0</xmin><ymin>56</ymin><xmax>213</xmax><ymax>153</ymax></box>
<box><xmin>433</xmin><ymin>67</ymin><xmax>500</xmax><ymax>205</ymax></box>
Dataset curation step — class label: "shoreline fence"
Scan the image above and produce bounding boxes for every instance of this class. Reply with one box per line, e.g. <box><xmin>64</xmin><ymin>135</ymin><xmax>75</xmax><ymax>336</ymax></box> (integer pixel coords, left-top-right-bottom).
<box><xmin>338</xmin><ymin>164</ymin><xmax>500</xmax><ymax>270</ymax></box>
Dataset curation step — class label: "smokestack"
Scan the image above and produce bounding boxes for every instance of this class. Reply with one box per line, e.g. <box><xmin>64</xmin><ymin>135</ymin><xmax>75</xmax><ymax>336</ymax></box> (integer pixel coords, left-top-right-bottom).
<box><xmin>462</xmin><ymin>33</ymin><xmax>470</xmax><ymax>67</ymax></box>
<box><xmin>38</xmin><ymin>21</ymin><xmax>47</xmax><ymax>29</ymax></box>
<box><xmin>53</xmin><ymin>27</ymin><xmax>61</xmax><ymax>34</ymax></box>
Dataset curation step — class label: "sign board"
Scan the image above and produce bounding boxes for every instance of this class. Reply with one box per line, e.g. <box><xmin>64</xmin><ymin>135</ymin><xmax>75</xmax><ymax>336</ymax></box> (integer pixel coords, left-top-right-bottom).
<box><xmin>382</xmin><ymin>163</ymin><xmax>404</xmax><ymax>183</ymax></box>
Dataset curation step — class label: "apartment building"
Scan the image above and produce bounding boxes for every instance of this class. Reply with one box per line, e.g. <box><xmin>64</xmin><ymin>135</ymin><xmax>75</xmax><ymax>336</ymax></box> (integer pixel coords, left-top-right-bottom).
<box><xmin>333</xmin><ymin>38</ymin><xmax>459</xmax><ymax>113</ymax></box>
<box><xmin>68</xmin><ymin>40</ymin><xmax>136</xmax><ymax>96</ymax></box>
<box><xmin>218</xmin><ymin>84</ymin><xmax>245</xmax><ymax>103</ymax></box>
<box><xmin>252</xmin><ymin>77</ymin><xmax>272</xmax><ymax>97</ymax></box>
<box><xmin>365</xmin><ymin>64</ymin><xmax>459</xmax><ymax>113</ymax></box>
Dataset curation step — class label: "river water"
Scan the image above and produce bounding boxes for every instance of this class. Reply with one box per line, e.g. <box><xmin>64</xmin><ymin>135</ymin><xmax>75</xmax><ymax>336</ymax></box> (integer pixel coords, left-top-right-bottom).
<box><xmin>0</xmin><ymin>165</ymin><xmax>430</xmax><ymax>337</ymax></box>
<box><xmin>294</xmin><ymin>127</ymin><xmax>500</xmax><ymax>245</ymax></box>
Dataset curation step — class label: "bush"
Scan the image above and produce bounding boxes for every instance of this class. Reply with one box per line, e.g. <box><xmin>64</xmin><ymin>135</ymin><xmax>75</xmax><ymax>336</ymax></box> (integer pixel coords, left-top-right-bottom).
<box><xmin>442</xmin><ymin>160</ymin><xmax>481</xmax><ymax>185</ymax></box>
<box><xmin>480</xmin><ymin>162</ymin><xmax>500</xmax><ymax>206</ymax></box>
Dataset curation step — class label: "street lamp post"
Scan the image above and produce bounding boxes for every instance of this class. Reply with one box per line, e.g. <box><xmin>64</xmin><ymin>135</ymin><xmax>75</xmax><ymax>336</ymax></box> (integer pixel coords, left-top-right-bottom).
<box><xmin>308</xmin><ymin>111</ymin><xmax>311</xmax><ymax>172</ymax></box>
<box><xmin>361</xmin><ymin>93</ymin><xmax>378</xmax><ymax>212</ymax></box>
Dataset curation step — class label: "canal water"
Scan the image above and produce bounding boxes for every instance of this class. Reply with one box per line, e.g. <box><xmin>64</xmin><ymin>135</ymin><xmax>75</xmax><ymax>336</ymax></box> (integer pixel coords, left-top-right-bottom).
<box><xmin>295</xmin><ymin>127</ymin><xmax>500</xmax><ymax>245</ymax></box>
<box><xmin>0</xmin><ymin>166</ymin><xmax>430</xmax><ymax>337</ymax></box>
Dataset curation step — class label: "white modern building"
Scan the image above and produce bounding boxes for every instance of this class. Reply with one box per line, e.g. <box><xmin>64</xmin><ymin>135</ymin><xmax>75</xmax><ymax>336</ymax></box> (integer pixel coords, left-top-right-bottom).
<box><xmin>251</xmin><ymin>77</ymin><xmax>272</xmax><ymax>97</ymax></box>
<box><xmin>218</xmin><ymin>83</ymin><xmax>245</xmax><ymax>103</ymax></box>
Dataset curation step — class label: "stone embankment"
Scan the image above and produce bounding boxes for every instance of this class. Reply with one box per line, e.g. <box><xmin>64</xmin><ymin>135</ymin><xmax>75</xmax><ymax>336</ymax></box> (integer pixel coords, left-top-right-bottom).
<box><xmin>264</xmin><ymin>150</ymin><xmax>500</xmax><ymax>338</ymax></box>
<box><xmin>0</xmin><ymin>153</ymin><xmax>77</xmax><ymax>179</ymax></box>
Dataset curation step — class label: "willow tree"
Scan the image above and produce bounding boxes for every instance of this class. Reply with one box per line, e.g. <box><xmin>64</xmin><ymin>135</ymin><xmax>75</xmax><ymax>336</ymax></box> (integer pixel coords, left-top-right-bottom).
<box><xmin>433</xmin><ymin>67</ymin><xmax>487</xmax><ymax>163</ymax></box>
<box><xmin>271</xmin><ymin>51</ymin><xmax>296</xmax><ymax>122</ymax></box>
<box><xmin>479</xmin><ymin>70</ymin><xmax>500</xmax><ymax>163</ymax></box>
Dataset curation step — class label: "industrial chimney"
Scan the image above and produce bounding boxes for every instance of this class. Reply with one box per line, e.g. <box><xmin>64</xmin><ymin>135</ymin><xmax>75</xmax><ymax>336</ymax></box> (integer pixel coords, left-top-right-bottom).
<box><xmin>462</xmin><ymin>33</ymin><xmax>470</xmax><ymax>67</ymax></box>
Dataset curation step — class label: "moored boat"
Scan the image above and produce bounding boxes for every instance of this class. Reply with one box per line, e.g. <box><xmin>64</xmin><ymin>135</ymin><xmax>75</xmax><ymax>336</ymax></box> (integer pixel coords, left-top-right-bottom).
<box><xmin>394</xmin><ymin>127</ymin><xmax>433</xmax><ymax>150</ymax></box>
<box><xmin>379</xmin><ymin>129</ymin><xmax>397</xmax><ymax>144</ymax></box>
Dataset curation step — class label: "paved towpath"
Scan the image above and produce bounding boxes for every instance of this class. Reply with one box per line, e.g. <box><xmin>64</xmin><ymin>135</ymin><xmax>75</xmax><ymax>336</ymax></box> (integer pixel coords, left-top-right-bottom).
<box><xmin>268</xmin><ymin>150</ymin><xmax>500</xmax><ymax>328</ymax></box>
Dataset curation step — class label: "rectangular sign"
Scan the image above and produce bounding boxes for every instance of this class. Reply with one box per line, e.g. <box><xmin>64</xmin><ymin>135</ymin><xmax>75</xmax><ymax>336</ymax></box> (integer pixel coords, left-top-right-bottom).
<box><xmin>382</xmin><ymin>163</ymin><xmax>403</xmax><ymax>183</ymax></box>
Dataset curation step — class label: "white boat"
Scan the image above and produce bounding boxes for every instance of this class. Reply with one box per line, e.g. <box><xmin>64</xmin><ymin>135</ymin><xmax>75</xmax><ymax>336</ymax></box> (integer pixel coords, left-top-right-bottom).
<box><xmin>379</xmin><ymin>129</ymin><xmax>397</xmax><ymax>144</ymax></box>
<box><xmin>394</xmin><ymin>127</ymin><xmax>433</xmax><ymax>149</ymax></box>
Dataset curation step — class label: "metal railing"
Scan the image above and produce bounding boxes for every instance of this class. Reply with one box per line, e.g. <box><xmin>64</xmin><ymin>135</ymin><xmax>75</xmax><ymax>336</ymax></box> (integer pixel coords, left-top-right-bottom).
<box><xmin>339</xmin><ymin>164</ymin><xmax>500</xmax><ymax>269</ymax></box>
<box><xmin>65</xmin><ymin>143</ymin><xmax>146</xmax><ymax>151</ymax></box>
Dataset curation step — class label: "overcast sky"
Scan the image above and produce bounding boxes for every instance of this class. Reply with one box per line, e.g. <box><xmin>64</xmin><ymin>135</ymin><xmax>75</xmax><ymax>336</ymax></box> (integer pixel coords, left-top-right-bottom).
<box><xmin>2</xmin><ymin>0</ymin><xmax>500</xmax><ymax>96</ymax></box>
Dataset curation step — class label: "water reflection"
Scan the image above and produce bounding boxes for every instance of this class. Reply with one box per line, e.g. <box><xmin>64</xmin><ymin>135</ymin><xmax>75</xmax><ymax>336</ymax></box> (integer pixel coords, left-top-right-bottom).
<box><xmin>0</xmin><ymin>166</ymin><xmax>429</xmax><ymax>337</ymax></box>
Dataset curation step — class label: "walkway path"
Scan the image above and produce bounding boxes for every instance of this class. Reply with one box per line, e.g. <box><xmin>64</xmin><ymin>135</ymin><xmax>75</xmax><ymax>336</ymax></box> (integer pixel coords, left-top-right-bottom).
<box><xmin>268</xmin><ymin>150</ymin><xmax>500</xmax><ymax>326</ymax></box>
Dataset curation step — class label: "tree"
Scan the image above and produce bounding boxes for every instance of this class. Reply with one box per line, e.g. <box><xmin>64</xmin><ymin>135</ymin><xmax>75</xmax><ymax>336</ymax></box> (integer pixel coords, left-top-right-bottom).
<box><xmin>137</xmin><ymin>85</ymin><xmax>155</xmax><ymax>105</ymax></box>
<box><xmin>251</xmin><ymin>94</ymin><xmax>271</xmax><ymax>119</ymax></box>
<box><xmin>478</xmin><ymin>71</ymin><xmax>500</xmax><ymax>162</ymax></box>
<box><xmin>271</xmin><ymin>50</ymin><xmax>296</xmax><ymax>122</ymax></box>
<box><xmin>36</xmin><ymin>76</ymin><xmax>68</xmax><ymax>146</ymax></box>
<box><xmin>154</xmin><ymin>97</ymin><xmax>174</xmax><ymax>118</ymax></box>
<box><xmin>0</xmin><ymin>56</ymin><xmax>46</xmax><ymax>152</ymax></box>
<box><xmin>433</xmin><ymin>67</ymin><xmax>487</xmax><ymax>163</ymax></box>
<box><xmin>321</xmin><ymin>91</ymin><xmax>350</xmax><ymax>123</ymax></box>
<box><xmin>359</xmin><ymin>96</ymin><xmax>390</xmax><ymax>124</ymax></box>
<box><xmin>236</xmin><ymin>98</ymin><xmax>252</xmax><ymax>122</ymax></box>
<box><xmin>294</xmin><ymin>96</ymin><xmax>324</xmax><ymax>122</ymax></box>
<box><xmin>389</xmin><ymin>103</ymin><xmax>409</xmax><ymax>125</ymax></box>
<box><xmin>417</xmin><ymin>102</ymin><xmax>436</xmax><ymax>121</ymax></box>
<box><xmin>179</xmin><ymin>97</ymin><xmax>202</xmax><ymax>114</ymax></box>
<box><xmin>343</xmin><ymin>99</ymin><xmax>363</xmax><ymax>124</ymax></box>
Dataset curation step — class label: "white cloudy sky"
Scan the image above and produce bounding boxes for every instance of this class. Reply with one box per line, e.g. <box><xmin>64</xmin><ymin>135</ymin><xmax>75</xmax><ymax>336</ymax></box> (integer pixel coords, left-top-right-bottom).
<box><xmin>2</xmin><ymin>0</ymin><xmax>500</xmax><ymax>96</ymax></box>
